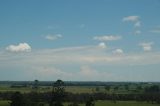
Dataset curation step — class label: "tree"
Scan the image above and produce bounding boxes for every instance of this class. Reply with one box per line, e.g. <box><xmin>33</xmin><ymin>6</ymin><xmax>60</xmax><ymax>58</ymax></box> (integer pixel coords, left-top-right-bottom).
<box><xmin>10</xmin><ymin>92</ymin><xmax>26</xmax><ymax>106</ymax></box>
<box><xmin>29</xmin><ymin>91</ymin><xmax>40</xmax><ymax>106</ymax></box>
<box><xmin>114</xmin><ymin>86</ymin><xmax>119</xmax><ymax>91</ymax></box>
<box><xmin>145</xmin><ymin>85</ymin><xmax>160</xmax><ymax>93</ymax></box>
<box><xmin>136</xmin><ymin>85</ymin><xmax>142</xmax><ymax>92</ymax></box>
<box><xmin>50</xmin><ymin>79</ymin><xmax>65</xmax><ymax>106</ymax></box>
<box><xmin>111</xmin><ymin>93</ymin><xmax>117</xmax><ymax>103</ymax></box>
<box><xmin>104</xmin><ymin>85</ymin><xmax>110</xmax><ymax>92</ymax></box>
<box><xmin>33</xmin><ymin>79</ymin><xmax>39</xmax><ymax>90</ymax></box>
<box><xmin>124</xmin><ymin>84</ymin><xmax>129</xmax><ymax>91</ymax></box>
<box><xmin>144</xmin><ymin>85</ymin><xmax>160</xmax><ymax>104</ymax></box>
<box><xmin>30</xmin><ymin>80</ymin><xmax>40</xmax><ymax>106</ymax></box>
<box><xmin>85</xmin><ymin>96</ymin><xmax>95</xmax><ymax>106</ymax></box>
<box><xmin>95</xmin><ymin>87</ymin><xmax>100</xmax><ymax>92</ymax></box>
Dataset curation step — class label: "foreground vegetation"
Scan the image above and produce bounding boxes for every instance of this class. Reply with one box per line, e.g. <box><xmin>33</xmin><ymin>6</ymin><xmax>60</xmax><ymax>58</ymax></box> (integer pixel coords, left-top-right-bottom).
<box><xmin>0</xmin><ymin>80</ymin><xmax>160</xmax><ymax>106</ymax></box>
<box><xmin>1</xmin><ymin>100</ymin><xmax>160</xmax><ymax>106</ymax></box>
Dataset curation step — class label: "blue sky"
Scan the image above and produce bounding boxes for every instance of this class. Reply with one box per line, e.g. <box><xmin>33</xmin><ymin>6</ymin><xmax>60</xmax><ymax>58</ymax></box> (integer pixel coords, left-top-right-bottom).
<box><xmin>0</xmin><ymin>0</ymin><xmax>160</xmax><ymax>81</ymax></box>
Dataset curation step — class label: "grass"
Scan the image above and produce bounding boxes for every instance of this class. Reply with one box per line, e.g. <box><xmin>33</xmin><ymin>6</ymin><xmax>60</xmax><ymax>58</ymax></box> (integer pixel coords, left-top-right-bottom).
<box><xmin>94</xmin><ymin>101</ymin><xmax>160</xmax><ymax>106</ymax></box>
<box><xmin>65</xmin><ymin>101</ymin><xmax>160</xmax><ymax>106</ymax></box>
<box><xmin>65</xmin><ymin>86</ymin><xmax>95</xmax><ymax>93</ymax></box>
<box><xmin>0</xmin><ymin>85</ymin><xmax>31</xmax><ymax>93</ymax></box>
<box><xmin>0</xmin><ymin>85</ymin><xmax>142</xmax><ymax>94</ymax></box>
<box><xmin>0</xmin><ymin>101</ymin><xmax>10</xmax><ymax>106</ymax></box>
<box><xmin>0</xmin><ymin>86</ymin><xmax>96</xmax><ymax>93</ymax></box>
<box><xmin>1</xmin><ymin>100</ymin><xmax>159</xmax><ymax>106</ymax></box>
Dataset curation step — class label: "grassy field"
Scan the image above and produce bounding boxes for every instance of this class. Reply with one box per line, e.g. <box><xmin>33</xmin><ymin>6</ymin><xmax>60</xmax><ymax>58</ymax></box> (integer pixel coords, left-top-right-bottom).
<box><xmin>0</xmin><ymin>85</ymin><xmax>142</xmax><ymax>94</ymax></box>
<box><xmin>65</xmin><ymin>101</ymin><xmax>160</xmax><ymax>106</ymax></box>
<box><xmin>0</xmin><ymin>101</ymin><xmax>9</xmax><ymax>106</ymax></box>
<box><xmin>0</xmin><ymin>100</ymin><xmax>160</xmax><ymax>106</ymax></box>
<box><xmin>0</xmin><ymin>85</ymin><xmax>101</xmax><ymax>93</ymax></box>
<box><xmin>1</xmin><ymin>81</ymin><xmax>159</xmax><ymax>94</ymax></box>
<box><xmin>94</xmin><ymin>101</ymin><xmax>160</xmax><ymax>106</ymax></box>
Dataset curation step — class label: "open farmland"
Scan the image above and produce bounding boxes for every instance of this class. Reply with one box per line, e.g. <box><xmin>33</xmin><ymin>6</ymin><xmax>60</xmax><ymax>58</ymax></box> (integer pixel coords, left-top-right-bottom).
<box><xmin>0</xmin><ymin>81</ymin><xmax>157</xmax><ymax>94</ymax></box>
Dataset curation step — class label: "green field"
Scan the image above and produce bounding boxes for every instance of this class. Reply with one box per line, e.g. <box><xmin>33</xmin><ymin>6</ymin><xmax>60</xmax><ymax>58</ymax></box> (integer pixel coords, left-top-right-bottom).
<box><xmin>0</xmin><ymin>100</ymin><xmax>159</xmax><ymax>106</ymax></box>
<box><xmin>94</xmin><ymin>101</ymin><xmax>160</xmax><ymax>106</ymax></box>
<box><xmin>0</xmin><ymin>101</ymin><xmax>9</xmax><ymax>106</ymax></box>
<box><xmin>0</xmin><ymin>86</ymin><xmax>102</xmax><ymax>93</ymax></box>
<box><xmin>0</xmin><ymin>85</ymin><xmax>142</xmax><ymax>94</ymax></box>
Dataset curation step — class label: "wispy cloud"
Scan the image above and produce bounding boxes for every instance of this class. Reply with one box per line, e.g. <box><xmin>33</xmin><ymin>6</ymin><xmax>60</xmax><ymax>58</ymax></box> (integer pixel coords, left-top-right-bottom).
<box><xmin>47</xmin><ymin>25</ymin><xmax>59</xmax><ymax>30</ymax></box>
<box><xmin>77</xmin><ymin>65</ymin><xmax>113</xmax><ymax>81</ymax></box>
<box><xmin>1</xmin><ymin>45</ymin><xmax>160</xmax><ymax>66</ymax></box>
<box><xmin>29</xmin><ymin>66</ymin><xmax>73</xmax><ymax>80</ymax></box>
<box><xmin>135</xmin><ymin>30</ymin><xmax>141</xmax><ymax>35</ymax></box>
<box><xmin>134</xmin><ymin>21</ymin><xmax>141</xmax><ymax>27</ymax></box>
<box><xmin>80</xmin><ymin>24</ymin><xmax>85</xmax><ymax>28</ymax></box>
<box><xmin>45</xmin><ymin>34</ymin><xmax>62</xmax><ymax>40</ymax></box>
<box><xmin>123</xmin><ymin>16</ymin><xmax>139</xmax><ymax>22</ymax></box>
<box><xmin>28</xmin><ymin>65</ymin><xmax>114</xmax><ymax>81</ymax></box>
<box><xmin>93</xmin><ymin>35</ymin><xmax>121</xmax><ymax>41</ymax></box>
<box><xmin>47</xmin><ymin>26</ymin><xmax>55</xmax><ymax>29</ymax></box>
<box><xmin>6</xmin><ymin>43</ymin><xmax>31</xmax><ymax>52</ymax></box>
<box><xmin>139</xmin><ymin>42</ymin><xmax>154</xmax><ymax>52</ymax></box>
<box><xmin>150</xmin><ymin>26</ymin><xmax>160</xmax><ymax>33</ymax></box>
<box><xmin>123</xmin><ymin>15</ymin><xmax>141</xmax><ymax>27</ymax></box>
<box><xmin>1</xmin><ymin>45</ymin><xmax>160</xmax><ymax>81</ymax></box>
<box><xmin>151</xmin><ymin>30</ymin><xmax>160</xmax><ymax>33</ymax></box>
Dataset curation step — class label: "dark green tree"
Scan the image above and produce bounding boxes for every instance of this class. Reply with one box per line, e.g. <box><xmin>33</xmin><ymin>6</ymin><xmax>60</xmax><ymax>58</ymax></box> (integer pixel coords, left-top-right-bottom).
<box><xmin>136</xmin><ymin>85</ymin><xmax>142</xmax><ymax>92</ymax></box>
<box><xmin>144</xmin><ymin>85</ymin><xmax>160</xmax><ymax>104</ymax></box>
<box><xmin>10</xmin><ymin>92</ymin><xmax>26</xmax><ymax>106</ymax></box>
<box><xmin>145</xmin><ymin>85</ymin><xmax>160</xmax><ymax>93</ymax></box>
<box><xmin>111</xmin><ymin>93</ymin><xmax>117</xmax><ymax>104</ymax></box>
<box><xmin>114</xmin><ymin>86</ymin><xmax>119</xmax><ymax>92</ymax></box>
<box><xmin>95</xmin><ymin>87</ymin><xmax>100</xmax><ymax>92</ymax></box>
<box><xmin>104</xmin><ymin>85</ymin><xmax>110</xmax><ymax>92</ymax></box>
<box><xmin>30</xmin><ymin>80</ymin><xmax>40</xmax><ymax>106</ymax></box>
<box><xmin>124</xmin><ymin>84</ymin><xmax>129</xmax><ymax>91</ymax></box>
<box><xmin>50</xmin><ymin>79</ymin><xmax>65</xmax><ymax>106</ymax></box>
<box><xmin>33</xmin><ymin>79</ymin><xmax>39</xmax><ymax>90</ymax></box>
<box><xmin>85</xmin><ymin>96</ymin><xmax>95</xmax><ymax>106</ymax></box>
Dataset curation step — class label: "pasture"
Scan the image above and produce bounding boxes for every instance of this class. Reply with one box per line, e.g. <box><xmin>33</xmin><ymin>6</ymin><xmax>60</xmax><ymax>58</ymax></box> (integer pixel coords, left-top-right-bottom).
<box><xmin>0</xmin><ymin>85</ymin><xmax>145</xmax><ymax>94</ymax></box>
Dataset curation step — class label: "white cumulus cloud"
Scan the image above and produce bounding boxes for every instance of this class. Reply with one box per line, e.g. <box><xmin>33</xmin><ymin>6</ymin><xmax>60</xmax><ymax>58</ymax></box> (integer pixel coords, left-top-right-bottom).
<box><xmin>139</xmin><ymin>42</ymin><xmax>154</xmax><ymax>52</ymax></box>
<box><xmin>45</xmin><ymin>34</ymin><xmax>62</xmax><ymax>40</ymax></box>
<box><xmin>94</xmin><ymin>35</ymin><xmax>121</xmax><ymax>41</ymax></box>
<box><xmin>98</xmin><ymin>42</ymin><xmax>106</xmax><ymax>49</ymax></box>
<box><xmin>113</xmin><ymin>49</ymin><xmax>124</xmax><ymax>54</ymax></box>
<box><xmin>6</xmin><ymin>43</ymin><xmax>31</xmax><ymax>52</ymax></box>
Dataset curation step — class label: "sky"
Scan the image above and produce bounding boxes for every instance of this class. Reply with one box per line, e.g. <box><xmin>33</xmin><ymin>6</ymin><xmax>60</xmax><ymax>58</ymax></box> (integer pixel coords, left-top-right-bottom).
<box><xmin>0</xmin><ymin>0</ymin><xmax>160</xmax><ymax>81</ymax></box>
